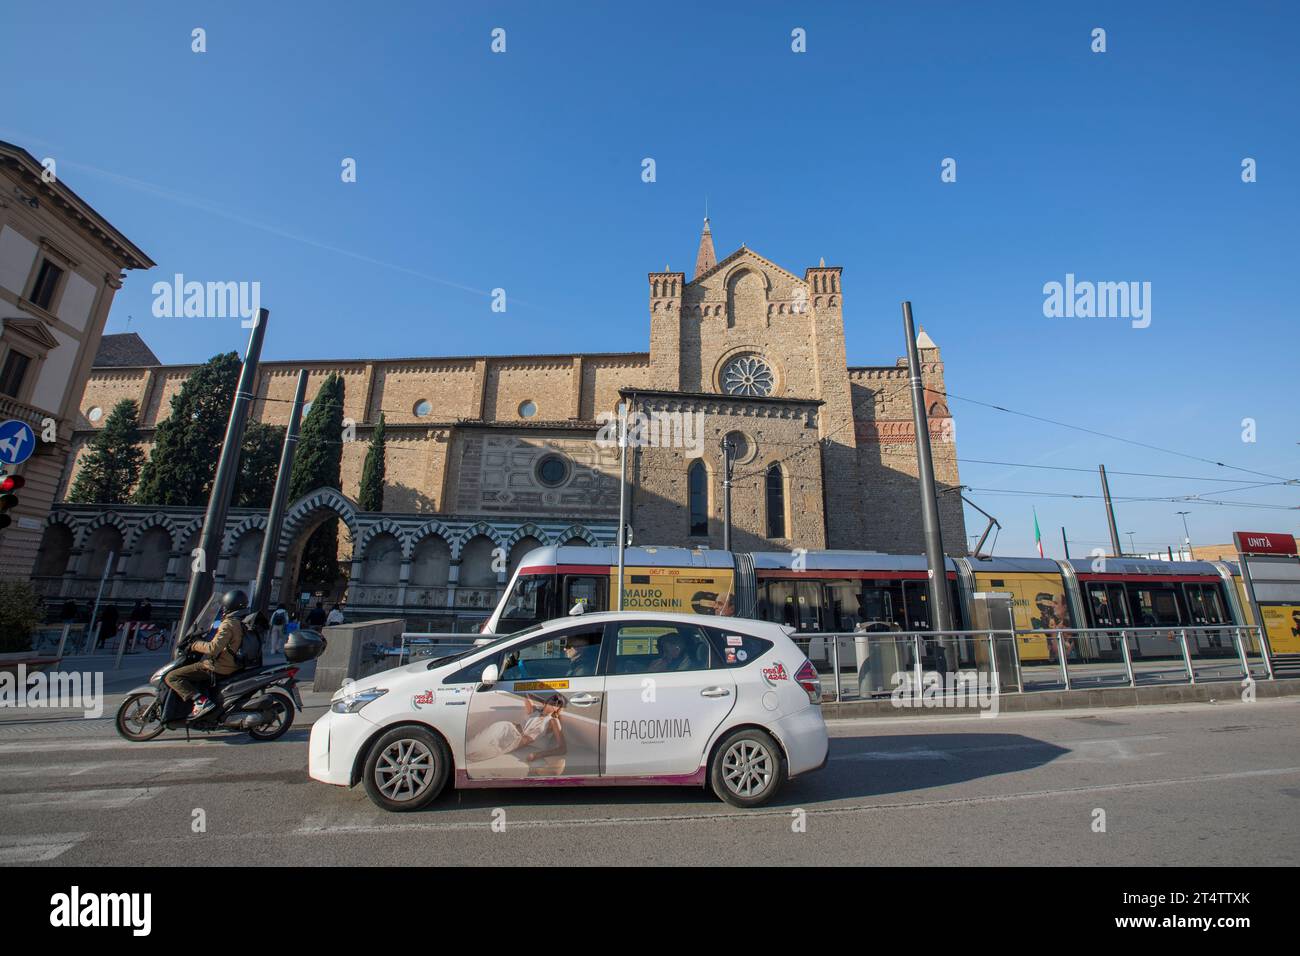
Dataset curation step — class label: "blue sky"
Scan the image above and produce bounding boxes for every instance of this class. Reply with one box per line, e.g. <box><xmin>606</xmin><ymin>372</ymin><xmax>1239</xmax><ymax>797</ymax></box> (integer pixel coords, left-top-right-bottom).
<box><xmin>4</xmin><ymin>1</ymin><xmax>1297</xmax><ymax>555</ymax></box>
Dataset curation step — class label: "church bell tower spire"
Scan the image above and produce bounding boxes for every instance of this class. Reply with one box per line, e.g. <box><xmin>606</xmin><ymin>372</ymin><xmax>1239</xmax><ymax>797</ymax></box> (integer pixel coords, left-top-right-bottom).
<box><xmin>693</xmin><ymin>216</ymin><xmax>716</xmax><ymax>280</ymax></box>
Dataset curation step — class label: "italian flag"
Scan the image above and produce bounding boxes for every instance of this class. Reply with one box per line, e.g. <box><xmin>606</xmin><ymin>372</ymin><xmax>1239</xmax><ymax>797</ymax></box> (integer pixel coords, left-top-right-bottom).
<box><xmin>1033</xmin><ymin>508</ymin><xmax>1044</xmax><ymax>558</ymax></box>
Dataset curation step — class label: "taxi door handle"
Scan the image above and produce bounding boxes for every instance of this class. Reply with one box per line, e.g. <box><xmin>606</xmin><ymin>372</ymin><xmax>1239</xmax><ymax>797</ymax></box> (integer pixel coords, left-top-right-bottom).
<box><xmin>570</xmin><ymin>694</ymin><xmax>600</xmax><ymax>706</ymax></box>
<box><xmin>700</xmin><ymin>687</ymin><xmax>731</xmax><ymax>698</ymax></box>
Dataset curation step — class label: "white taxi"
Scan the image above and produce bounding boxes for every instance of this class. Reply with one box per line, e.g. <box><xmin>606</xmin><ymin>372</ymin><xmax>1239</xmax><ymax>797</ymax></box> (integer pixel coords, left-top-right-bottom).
<box><xmin>309</xmin><ymin>612</ymin><xmax>828</xmax><ymax>811</ymax></box>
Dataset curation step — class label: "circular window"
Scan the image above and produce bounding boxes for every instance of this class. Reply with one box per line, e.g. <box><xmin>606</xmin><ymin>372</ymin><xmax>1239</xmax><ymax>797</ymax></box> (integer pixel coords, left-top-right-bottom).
<box><xmin>519</xmin><ymin>400</ymin><xmax>537</xmax><ymax>418</ymax></box>
<box><xmin>87</xmin><ymin>406</ymin><xmax>103</xmax><ymax>422</ymax></box>
<box><xmin>721</xmin><ymin>354</ymin><xmax>775</xmax><ymax>396</ymax></box>
<box><xmin>414</xmin><ymin>399</ymin><xmax>432</xmax><ymax>417</ymax></box>
<box><xmin>535</xmin><ymin>453</ymin><xmax>570</xmax><ymax>488</ymax></box>
<box><xmin>724</xmin><ymin>430</ymin><xmax>756</xmax><ymax>464</ymax></box>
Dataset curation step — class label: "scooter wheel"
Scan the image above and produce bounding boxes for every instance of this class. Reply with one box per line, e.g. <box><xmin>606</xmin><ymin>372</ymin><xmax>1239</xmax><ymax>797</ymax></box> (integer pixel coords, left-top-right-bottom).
<box><xmin>247</xmin><ymin>694</ymin><xmax>294</xmax><ymax>741</ymax></box>
<box><xmin>116</xmin><ymin>692</ymin><xmax>165</xmax><ymax>741</ymax></box>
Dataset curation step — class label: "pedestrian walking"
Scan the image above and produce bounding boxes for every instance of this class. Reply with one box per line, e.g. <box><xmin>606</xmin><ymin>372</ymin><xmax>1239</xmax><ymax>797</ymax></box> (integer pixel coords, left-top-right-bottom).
<box><xmin>269</xmin><ymin>603</ymin><xmax>289</xmax><ymax>655</ymax></box>
<box><xmin>326</xmin><ymin>604</ymin><xmax>345</xmax><ymax>626</ymax></box>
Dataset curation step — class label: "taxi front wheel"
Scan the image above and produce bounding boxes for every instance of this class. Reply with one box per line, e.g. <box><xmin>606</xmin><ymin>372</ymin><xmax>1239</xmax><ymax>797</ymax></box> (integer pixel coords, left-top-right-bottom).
<box><xmin>710</xmin><ymin>728</ymin><xmax>787</xmax><ymax>808</ymax></box>
<box><xmin>362</xmin><ymin>726</ymin><xmax>450</xmax><ymax>812</ymax></box>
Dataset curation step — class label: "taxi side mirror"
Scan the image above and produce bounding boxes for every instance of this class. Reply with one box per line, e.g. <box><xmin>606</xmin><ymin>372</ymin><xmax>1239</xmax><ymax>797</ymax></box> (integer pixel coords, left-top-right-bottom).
<box><xmin>479</xmin><ymin>663</ymin><xmax>499</xmax><ymax>687</ymax></box>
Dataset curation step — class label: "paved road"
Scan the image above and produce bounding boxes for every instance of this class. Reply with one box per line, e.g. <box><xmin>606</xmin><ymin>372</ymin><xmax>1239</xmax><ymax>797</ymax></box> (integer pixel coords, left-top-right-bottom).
<box><xmin>1</xmin><ymin>694</ymin><xmax>1297</xmax><ymax>866</ymax></box>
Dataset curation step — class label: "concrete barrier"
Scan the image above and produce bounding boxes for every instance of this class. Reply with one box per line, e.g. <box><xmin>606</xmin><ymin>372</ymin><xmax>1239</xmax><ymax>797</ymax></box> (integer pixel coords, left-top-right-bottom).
<box><xmin>312</xmin><ymin>618</ymin><xmax>405</xmax><ymax>694</ymax></box>
<box><xmin>821</xmin><ymin>676</ymin><xmax>1300</xmax><ymax>719</ymax></box>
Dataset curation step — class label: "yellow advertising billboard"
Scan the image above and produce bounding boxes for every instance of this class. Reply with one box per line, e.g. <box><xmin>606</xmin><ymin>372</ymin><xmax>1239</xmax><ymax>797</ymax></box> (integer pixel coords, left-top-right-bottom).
<box><xmin>973</xmin><ymin>571</ymin><xmax>1071</xmax><ymax>662</ymax></box>
<box><xmin>608</xmin><ymin>567</ymin><xmax>736</xmax><ymax>617</ymax></box>
<box><xmin>1259</xmin><ymin>604</ymin><xmax>1300</xmax><ymax>656</ymax></box>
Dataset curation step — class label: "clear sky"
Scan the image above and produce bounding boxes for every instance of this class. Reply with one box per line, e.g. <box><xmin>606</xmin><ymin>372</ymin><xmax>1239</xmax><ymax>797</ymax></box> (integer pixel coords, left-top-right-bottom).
<box><xmin>4</xmin><ymin>1</ymin><xmax>1297</xmax><ymax>556</ymax></box>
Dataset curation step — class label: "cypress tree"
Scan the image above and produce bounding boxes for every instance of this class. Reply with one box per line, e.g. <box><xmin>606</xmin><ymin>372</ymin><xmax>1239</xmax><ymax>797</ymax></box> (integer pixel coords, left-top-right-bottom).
<box><xmin>67</xmin><ymin>399</ymin><xmax>144</xmax><ymax>504</ymax></box>
<box><xmin>289</xmin><ymin>374</ymin><xmax>345</xmax><ymax>588</ymax></box>
<box><xmin>231</xmin><ymin>420</ymin><xmax>286</xmax><ymax>508</ymax></box>
<box><xmin>133</xmin><ymin>352</ymin><xmax>240</xmax><ymax>506</ymax></box>
<box><xmin>357</xmin><ymin>413</ymin><xmax>386</xmax><ymax>512</ymax></box>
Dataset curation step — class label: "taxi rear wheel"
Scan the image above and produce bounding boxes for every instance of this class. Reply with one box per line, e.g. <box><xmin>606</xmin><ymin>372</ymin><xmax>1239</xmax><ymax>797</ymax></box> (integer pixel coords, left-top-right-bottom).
<box><xmin>710</xmin><ymin>728</ymin><xmax>787</xmax><ymax>808</ymax></box>
<box><xmin>362</xmin><ymin>726</ymin><xmax>450</xmax><ymax>812</ymax></box>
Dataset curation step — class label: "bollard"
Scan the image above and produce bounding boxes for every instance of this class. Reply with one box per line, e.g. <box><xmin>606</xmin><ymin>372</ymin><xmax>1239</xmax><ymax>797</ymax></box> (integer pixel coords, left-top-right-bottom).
<box><xmin>987</xmin><ymin>631</ymin><xmax>1000</xmax><ymax>696</ymax></box>
<box><xmin>1177</xmin><ymin>629</ymin><xmax>1195</xmax><ymax>684</ymax></box>
<box><xmin>114</xmin><ymin>624</ymin><xmax>130</xmax><ymax>670</ymax></box>
<box><xmin>1118</xmin><ymin>630</ymin><xmax>1136</xmax><ymax>687</ymax></box>
<box><xmin>1231</xmin><ymin>627</ymin><xmax>1251</xmax><ymax>681</ymax></box>
<box><xmin>831</xmin><ymin>635</ymin><xmax>842</xmax><ymax>702</ymax></box>
<box><xmin>913</xmin><ymin>634</ymin><xmax>923</xmax><ymax>699</ymax></box>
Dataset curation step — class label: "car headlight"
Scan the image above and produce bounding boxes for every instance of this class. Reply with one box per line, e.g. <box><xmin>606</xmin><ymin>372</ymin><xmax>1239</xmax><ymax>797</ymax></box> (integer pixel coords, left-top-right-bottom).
<box><xmin>331</xmin><ymin>688</ymin><xmax>388</xmax><ymax>714</ymax></box>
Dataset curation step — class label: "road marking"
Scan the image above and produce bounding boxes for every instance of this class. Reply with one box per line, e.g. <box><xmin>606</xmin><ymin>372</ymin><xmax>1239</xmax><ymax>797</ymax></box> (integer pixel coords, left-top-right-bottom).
<box><xmin>1</xmin><ymin>788</ymin><xmax>165</xmax><ymax>811</ymax></box>
<box><xmin>2</xmin><ymin>757</ymin><xmax>215</xmax><ymax>778</ymax></box>
<box><xmin>0</xmin><ymin>833</ymin><xmax>87</xmax><ymax>863</ymax></box>
<box><xmin>0</xmin><ymin>738</ymin><xmax>230</xmax><ymax>755</ymax></box>
<box><xmin>835</xmin><ymin>749</ymin><xmax>955</xmax><ymax>761</ymax></box>
<box><xmin>289</xmin><ymin>766</ymin><xmax>1300</xmax><ymax>836</ymax></box>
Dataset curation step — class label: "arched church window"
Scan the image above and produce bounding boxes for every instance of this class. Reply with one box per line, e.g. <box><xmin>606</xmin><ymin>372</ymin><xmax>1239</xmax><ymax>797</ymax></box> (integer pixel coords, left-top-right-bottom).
<box><xmin>688</xmin><ymin>460</ymin><xmax>708</xmax><ymax>537</ymax></box>
<box><xmin>721</xmin><ymin>354</ymin><xmax>775</xmax><ymax>397</ymax></box>
<box><xmin>765</xmin><ymin>463</ymin><xmax>786</xmax><ymax>539</ymax></box>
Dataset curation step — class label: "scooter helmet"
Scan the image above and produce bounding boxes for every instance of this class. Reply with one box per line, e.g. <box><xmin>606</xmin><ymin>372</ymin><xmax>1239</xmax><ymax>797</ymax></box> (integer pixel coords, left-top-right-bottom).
<box><xmin>221</xmin><ymin>589</ymin><xmax>249</xmax><ymax>616</ymax></box>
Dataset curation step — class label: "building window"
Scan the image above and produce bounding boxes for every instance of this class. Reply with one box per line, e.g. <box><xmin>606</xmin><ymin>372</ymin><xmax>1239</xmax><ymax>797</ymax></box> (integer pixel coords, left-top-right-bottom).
<box><xmin>0</xmin><ymin>350</ymin><xmax>31</xmax><ymax>398</ymax></box>
<box><xmin>519</xmin><ymin>400</ymin><xmax>537</xmax><ymax>418</ymax></box>
<box><xmin>29</xmin><ymin>260</ymin><xmax>64</xmax><ymax>311</ymax></box>
<box><xmin>766</xmin><ymin>463</ymin><xmax>786</xmax><ymax>538</ymax></box>
<box><xmin>87</xmin><ymin>406</ymin><xmax>104</xmax><ymax>422</ymax></box>
<box><xmin>535</xmin><ymin>453</ymin><xmax>570</xmax><ymax>487</ymax></box>
<box><xmin>413</xmin><ymin>399</ymin><xmax>432</xmax><ymax>417</ymax></box>
<box><xmin>724</xmin><ymin>430</ymin><xmax>754</xmax><ymax>465</ymax></box>
<box><xmin>721</xmin><ymin>354</ymin><xmax>775</xmax><ymax>396</ymax></box>
<box><xmin>688</xmin><ymin>459</ymin><xmax>708</xmax><ymax>536</ymax></box>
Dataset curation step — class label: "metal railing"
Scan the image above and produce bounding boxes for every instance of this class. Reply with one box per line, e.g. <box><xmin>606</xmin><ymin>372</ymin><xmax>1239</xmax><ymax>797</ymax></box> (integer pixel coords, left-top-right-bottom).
<box><xmin>396</xmin><ymin>632</ymin><xmax>482</xmax><ymax>666</ymax></box>
<box><xmin>786</xmin><ymin>625</ymin><xmax>1271</xmax><ymax>703</ymax></box>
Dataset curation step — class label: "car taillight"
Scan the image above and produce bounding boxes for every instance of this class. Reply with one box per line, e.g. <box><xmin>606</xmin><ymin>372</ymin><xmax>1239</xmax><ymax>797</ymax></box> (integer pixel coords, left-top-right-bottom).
<box><xmin>794</xmin><ymin>659</ymin><xmax>821</xmax><ymax>704</ymax></box>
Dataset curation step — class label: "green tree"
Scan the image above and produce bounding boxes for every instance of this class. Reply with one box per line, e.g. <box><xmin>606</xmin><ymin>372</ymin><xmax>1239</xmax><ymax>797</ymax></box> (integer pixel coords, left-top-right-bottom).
<box><xmin>289</xmin><ymin>374</ymin><xmax>345</xmax><ymax>588</ymax></box>
<box><xmin>231</xmin><ymin>420</ymin><xmax>285</xmax><ymax>508</ymax></box>
<box><xmin>0</xmin><ymin>581</ymin><xmax>43</xmax><ymax>653</ymax></box>
<box><xmin>133</xmin><ymin>352</ymin><xmax>240</xmax><ymax>506</ymax></box>
<box><xmin>66</xmin><ymin>399</ymin><xmax>144</xmax><ymax>504</ymax></box>
<box><xmin>357</xmin><ymin>413</ymin><xmax>386</xmax><ymax>512</ymax></box>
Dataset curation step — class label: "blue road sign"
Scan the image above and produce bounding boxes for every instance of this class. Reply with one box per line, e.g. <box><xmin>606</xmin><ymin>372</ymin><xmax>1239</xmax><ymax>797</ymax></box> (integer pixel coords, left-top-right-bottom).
<box><xmin>0</xmin><ymin>420</ymin><xmax>36</xmax><ymax>466</ymax></box>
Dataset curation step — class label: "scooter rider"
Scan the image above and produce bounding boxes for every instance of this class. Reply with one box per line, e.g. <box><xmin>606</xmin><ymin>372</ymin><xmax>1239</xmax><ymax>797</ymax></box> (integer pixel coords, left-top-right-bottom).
<box><xmin>165</xmin><ymin>590</ymin><xmax>247</xmax><ymax>718</ymax></box>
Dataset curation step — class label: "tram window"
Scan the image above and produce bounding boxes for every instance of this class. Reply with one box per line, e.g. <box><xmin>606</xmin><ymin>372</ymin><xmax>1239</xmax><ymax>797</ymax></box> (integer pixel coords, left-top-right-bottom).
<box><xmin>825</xmin><ymin>582</ymin><xmax>863</xmax><ymax>631</ymax></box>
<box><xmin>766</xmin><ymin>580</ymin><xmax>822</xmax><ymax>632</ymax></box>
<box><xmin>1131</xmin><ymin>587</ymin><xmax>1183</xmax><ymax>627</ymax></box>
<box><xmin>857</xmin><ymin>587</ymin><xmax>895</xmax><ymax>631</ymax></box>
<box><xmin>500</xmin><ymin>574</ymin><xmax>554</xmax><ymax>628</ymax></box>
<box><xmin>903</xmin><ymin>582</ymin><xmax>931</xmax><ymax>630</ymax></box>
<box><xmin>1184</xmin><ymin>584</ymin><xmax>1228</xmax><ymax>625</ymax></box>
<box><xmin>564</xmin><ymin>575</ymin><xmax>606</xmax><ymax>614</ymax></box>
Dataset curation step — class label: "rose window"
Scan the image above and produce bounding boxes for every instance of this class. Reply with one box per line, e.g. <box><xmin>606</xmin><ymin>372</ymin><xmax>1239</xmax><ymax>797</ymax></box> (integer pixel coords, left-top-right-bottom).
<box><xmin>721</xmin><ymin>355</ymin><xmax>775</xmax><ymax>396</ymax></box>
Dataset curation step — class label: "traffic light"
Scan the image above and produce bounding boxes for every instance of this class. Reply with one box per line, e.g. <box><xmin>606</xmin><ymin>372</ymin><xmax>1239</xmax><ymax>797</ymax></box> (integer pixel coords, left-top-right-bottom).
<box><xmin>0</xmin><ymin>473</ymin><xmax>24</xmax><ymax>530</ymax></box>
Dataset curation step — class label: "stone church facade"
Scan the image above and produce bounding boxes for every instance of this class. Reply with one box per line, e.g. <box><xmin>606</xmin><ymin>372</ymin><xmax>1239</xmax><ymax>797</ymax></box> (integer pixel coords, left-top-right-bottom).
<box><xmin>46</xmin><ymin>221</ymin><xmax>967</xmax><ymax>628</ymax></box>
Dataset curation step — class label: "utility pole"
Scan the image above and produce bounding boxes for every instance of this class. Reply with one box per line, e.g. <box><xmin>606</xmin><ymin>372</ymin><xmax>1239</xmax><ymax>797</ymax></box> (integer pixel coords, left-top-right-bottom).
<box><xmin>1098</xmin><ymin>464</ymin><xmax>1122</xmax><ymax>557</ymax></box>
<box><xmin>616</xmin><ymin>402</ymin><xmax>628</xmax><ymax>610</ymax></box>
<box><xmin>903</xmin><ymin>301</ymin><xmax>955</xmax><ymax>632</ymax></box>
<box><xmin>178</xmin><ymin>309</ymin><xmax>269</xmax><ymax>636</ymax></box>
<box><xmin>1126</xmin><ymin>530</ymin><xmax>1137</xmax><ymax>556</ymax></box>
<box><xmin>1176</xmin><ymin>510</ymin><xmax>1193</xmax><ymax>560</ymax></box>
<box><xmin>252</xmin><ymin>369</ymin><xmax>308</xmax><ymax>615</ymax></box>
<box><xmin>721</xmin><ymin>435</ymin><xmax>735</xmax><ymax>552</ymax></box>
<box><xmin>1061</xmin><ymin>527</ymin><xmax>1070</xmax><ymax>559</ymax></box>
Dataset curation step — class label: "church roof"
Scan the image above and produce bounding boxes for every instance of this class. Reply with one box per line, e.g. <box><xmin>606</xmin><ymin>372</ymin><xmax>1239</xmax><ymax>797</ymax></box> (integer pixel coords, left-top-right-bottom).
<box><xmin>93</xmin><ymin>332</ymin><xmax>161</xmax><ymax>367</ymax></box>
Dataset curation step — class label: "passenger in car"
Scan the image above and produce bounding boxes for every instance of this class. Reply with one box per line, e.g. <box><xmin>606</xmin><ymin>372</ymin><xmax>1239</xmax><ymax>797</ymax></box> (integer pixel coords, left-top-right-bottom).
<box><xmin>648</xmin><ymin>632</ymin><xmax>692</xmax><ymax>672</ymax></box>
<box><xmin>563</xmin><ymin>634</ymin><xmax>600</xmax><ymax>677</ymax></box>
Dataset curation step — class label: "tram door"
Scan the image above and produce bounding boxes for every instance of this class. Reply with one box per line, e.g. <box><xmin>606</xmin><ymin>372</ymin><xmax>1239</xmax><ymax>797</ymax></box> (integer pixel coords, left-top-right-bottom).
<box><xmin>1184</xmin><ymin>584</ymin><xmax>1230</xmax><ymax>655</ymax></box>
<box><xmin>1086</xmin><ymin>584</ymin><xmax>1132</xmax><ymax>661</ymax></box>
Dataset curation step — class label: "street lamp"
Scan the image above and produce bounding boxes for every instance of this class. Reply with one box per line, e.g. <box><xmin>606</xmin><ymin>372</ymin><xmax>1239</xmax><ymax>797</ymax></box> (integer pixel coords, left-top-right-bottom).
<box><xmin>1176</xmin><ymin>511</ymin><xmax>1192</xmax><ymax>559</ymax></box>
<box><xmin>1126</xmin><ymin>531</ymin><xmax>1137</xmax><ymax>556</ymax></box>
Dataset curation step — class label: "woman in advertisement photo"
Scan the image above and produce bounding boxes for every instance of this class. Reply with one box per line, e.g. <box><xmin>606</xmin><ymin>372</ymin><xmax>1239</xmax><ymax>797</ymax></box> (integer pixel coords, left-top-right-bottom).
<box><xmin>465</xmin><ymin>693</ymin><xmax>568</xmax><ymax>775</ymax></box>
